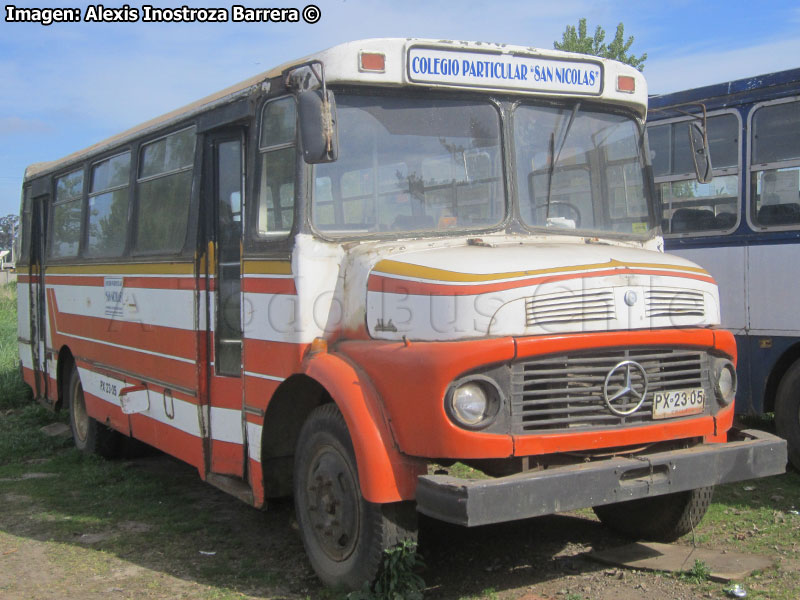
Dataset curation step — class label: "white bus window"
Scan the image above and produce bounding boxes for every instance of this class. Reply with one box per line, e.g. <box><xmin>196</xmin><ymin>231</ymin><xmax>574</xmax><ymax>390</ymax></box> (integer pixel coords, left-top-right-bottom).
<box><xmin>257</xmin><ymin>97</ymin><xmax>296</xmax><ymax>238</ymax></box>
<box><xmin>50</xmin><ymin>169</ymin><xmax>84</xmax><ymax>257</ymax></box>
<box><xmin>135</xmin><ymin>128</ymin><xmax>196</xmax><ymax>254</ymax></box>
<box><xmin>649</xmin><ymin>113</ymin><xmax>740</xmax><ymax>235</ymax></box>
<box><xmin>87</xmin><ymin>152</ymin><xmax>130</xmax><ymax>257</ymax></box>
<box><xmin>751</xmin><ymin>100</ymin><xmax>800</xmax><ymax>229</ymax></box>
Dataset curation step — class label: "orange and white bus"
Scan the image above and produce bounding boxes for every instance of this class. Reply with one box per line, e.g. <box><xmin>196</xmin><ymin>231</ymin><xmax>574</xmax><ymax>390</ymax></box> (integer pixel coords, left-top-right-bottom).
<box><xmin>16</xmin><ymin>38</ymin><xmax>786</xmax><ymax>589</ymax></box>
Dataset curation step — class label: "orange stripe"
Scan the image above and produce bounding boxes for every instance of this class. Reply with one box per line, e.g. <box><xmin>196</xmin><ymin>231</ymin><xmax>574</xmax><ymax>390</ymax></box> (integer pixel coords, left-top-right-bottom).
<box><xmin>369</xmin><ymin>267</ymin><xmax>716</xmax><ymax>296</ymax></box>
<box><xmin>243</xmin><ymin>339</ymin><xmax>307</xmax><ymax>382</ymax></box>
<box><xmin>244</xmin><ymin>376</ymin><xmax>282</xmax><ymax>414</ymax></box>
<box><xmin>210</xmin><ymin>440</ymin><xmax>245</xmax><ymax>477</ymax></box>
<box><xmin>129</xmin><ymin>412</ymin><xmax>205</xmax><ymax>471</ymax></box>
<box><xmin>83</xmin><ymin>391</ymin><xmax>131</xmax><ymax>436</ymax></box>
<box><xmin>53</xmin><ymin>310</ymin><xmax>197</xmax><ymax>362</ymax></box>
<box><xmin>242</xmin><ymin>277</ymin><xmax>297</xmax><ymax>295</ymax></box>
<box><xmin>249</xmin><ymin>457</ymin><xmax>266</xmax><ymax>508</ymax></box>
<box><xmin>373</xmin><ymin>257</ymin><xmax>710</xmax><ymax>282</ymax></box>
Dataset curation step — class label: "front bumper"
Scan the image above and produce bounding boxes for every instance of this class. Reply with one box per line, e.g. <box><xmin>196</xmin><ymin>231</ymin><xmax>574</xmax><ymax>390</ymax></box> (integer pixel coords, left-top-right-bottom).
<box><xmin>415</xmin><ymin>429</ymin><xmax>786</xmax><ymax>527</ymax></box>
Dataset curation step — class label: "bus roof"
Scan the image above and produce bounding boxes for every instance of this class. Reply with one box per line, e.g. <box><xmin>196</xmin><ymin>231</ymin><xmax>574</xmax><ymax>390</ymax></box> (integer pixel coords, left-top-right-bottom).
<box><xmin>25</xmin><ymin>38</ymin><xmax>647</xmax><ymax>181</ymax></box>
<box><xmin>649</xmin><ymin>67</ymin><xmax>800</xmax><ymax>113</ymax></box>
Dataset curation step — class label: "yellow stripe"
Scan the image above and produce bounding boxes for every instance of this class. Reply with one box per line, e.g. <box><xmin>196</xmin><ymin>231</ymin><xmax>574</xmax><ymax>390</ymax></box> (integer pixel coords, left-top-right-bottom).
<box><xmin>45</xmin><ymin>262</ymin><xmax>194</xmax><ymax>275</ymax></box>
<box><xmin>372</xmin><ymin>258</ymin><xmax>709</xmax><ymax>282</ymax></box>
<box><xmin>242</xmin><ymin>260</ymin><xmax>292</xmax><ymax>275</ymax></box>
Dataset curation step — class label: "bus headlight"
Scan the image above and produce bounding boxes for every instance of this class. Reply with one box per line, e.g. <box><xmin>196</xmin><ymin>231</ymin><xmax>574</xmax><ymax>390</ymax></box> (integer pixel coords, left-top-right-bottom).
<box><xmin>446</xmin><ymin>376</ymin><xmax>502</xmax><ymax>429</ymax></box>
<box><xmin>713</xmin><ymin>359</ymin><xmax>737</xmax><ymax>407</ymax></box>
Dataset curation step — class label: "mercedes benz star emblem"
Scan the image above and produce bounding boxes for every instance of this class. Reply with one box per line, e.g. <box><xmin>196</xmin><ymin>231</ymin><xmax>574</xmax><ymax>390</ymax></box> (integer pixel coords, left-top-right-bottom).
<box><xmin>602</xmin><ymin>360</ymin><xmax>648</xmax><ymax>416</ymax></box>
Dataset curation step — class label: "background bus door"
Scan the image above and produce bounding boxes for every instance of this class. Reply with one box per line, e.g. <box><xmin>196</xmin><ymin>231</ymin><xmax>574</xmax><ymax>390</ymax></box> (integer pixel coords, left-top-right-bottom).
<box><xmin>28</xmin><ymin>192</ymin><xmax>49</xmax><ymax>400</ymax></box>
<box><xmin>203</xmin><ymin>130</ymin><xmax>248</xmax><ymax>482</ymax></box>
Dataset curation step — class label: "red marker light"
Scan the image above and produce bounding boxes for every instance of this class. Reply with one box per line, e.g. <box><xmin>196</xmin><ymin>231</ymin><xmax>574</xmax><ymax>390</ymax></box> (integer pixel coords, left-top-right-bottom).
<box><xmin>617</xmin><ymin>75</ymin><xmax>635</xmax><ymax>93</ymax></box>
<box><xmin>360</xmin><ymin>52</ymin><xmax>386</xmax><ymax>72</ymax></box>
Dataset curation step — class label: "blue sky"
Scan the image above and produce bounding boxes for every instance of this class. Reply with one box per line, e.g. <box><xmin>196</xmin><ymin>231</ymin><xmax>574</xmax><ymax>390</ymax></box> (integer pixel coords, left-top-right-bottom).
<box><xmin>1</xmin><ymin>0</ymin><xmax>799</xmax><ymax>217</ymax></box>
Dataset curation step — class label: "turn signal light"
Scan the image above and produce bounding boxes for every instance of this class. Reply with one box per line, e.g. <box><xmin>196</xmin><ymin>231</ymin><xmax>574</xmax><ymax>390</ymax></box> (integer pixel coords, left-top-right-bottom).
<box><xmin>359</xmin><ymin>52</ymin><xmax>385</xmax><ymax>72</ymax></box>
<box><xmin>617</xmin><ymin>75</ymin><xmax>635</xmax><ymax>93</ymax></box>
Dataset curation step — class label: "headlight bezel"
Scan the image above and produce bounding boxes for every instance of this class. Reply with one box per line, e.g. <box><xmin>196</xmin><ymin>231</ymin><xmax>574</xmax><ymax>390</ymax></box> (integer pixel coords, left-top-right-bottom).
<box><xmin>445</xmin><ymin>374</ymin><xmax>505</xmax><ymax>430</ymax></box>
<box><xmin>712</xmin><ymin>358</ymin><xmax>737</xmax><ymax>407</ymax></box>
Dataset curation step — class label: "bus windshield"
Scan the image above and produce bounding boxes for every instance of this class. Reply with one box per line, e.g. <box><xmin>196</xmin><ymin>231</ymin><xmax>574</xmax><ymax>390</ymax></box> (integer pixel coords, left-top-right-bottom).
<box><xmin>514</xmin><ymin>103</ymin><xmax>653</xmax><ymax>236</ymax></box>
<box><xmin>312</xmin><ymin>94</ymin><xmax>504</xmax><ymax>236</ymax></box>
<box><xmin>311</xmin><ymin>94</ymin><xmax>654</xmax><ymax>238</ymax></box>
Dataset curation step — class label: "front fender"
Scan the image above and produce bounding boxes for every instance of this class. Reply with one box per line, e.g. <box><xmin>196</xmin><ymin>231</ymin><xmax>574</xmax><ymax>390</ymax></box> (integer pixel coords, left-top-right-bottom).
<box><xmin>302</xmin><ymin>352</ymin><xmax>426</xmax><ymax>503</ymax></box>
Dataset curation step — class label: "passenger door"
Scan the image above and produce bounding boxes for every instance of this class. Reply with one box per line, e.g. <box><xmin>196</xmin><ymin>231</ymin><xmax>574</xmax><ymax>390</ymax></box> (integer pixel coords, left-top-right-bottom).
<box><xmin>204</xmin><ymin>130</ymin><xmax>247</xmax><ymax>477</ymax></box>
<box><xmin>28</xmin><ymin>192</ymin><xmax>50</xmax><ymax>400</ymax></box>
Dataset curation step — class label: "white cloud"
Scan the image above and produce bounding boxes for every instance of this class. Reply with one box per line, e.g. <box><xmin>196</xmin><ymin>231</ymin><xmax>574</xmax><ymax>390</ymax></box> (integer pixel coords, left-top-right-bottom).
<box><xmin>0</xmin><ymin>117</ymin><xmax>53</xmax><ymax>135</ymax></box>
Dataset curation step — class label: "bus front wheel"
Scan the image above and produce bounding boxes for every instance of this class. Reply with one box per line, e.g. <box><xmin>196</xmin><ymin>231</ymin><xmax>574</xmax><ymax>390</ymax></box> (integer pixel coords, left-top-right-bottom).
<box><xmin>593</xmin><ymin>486</ymin><xmax>713</xmax><ymax>541</ymax></box>
<box><xmin>293</xmin><ymin>403</ymin><xmax>417</xmax><ymax>590</ymax></box>
<box><xmin>775</xmin><ymin>359</ymin><xmax>800</xmax><ymax>470</ymax></box>
<box><xmin>67</xmin><ymin>365</ymin><xmax>121</xmax><ymax>458</ymax></box>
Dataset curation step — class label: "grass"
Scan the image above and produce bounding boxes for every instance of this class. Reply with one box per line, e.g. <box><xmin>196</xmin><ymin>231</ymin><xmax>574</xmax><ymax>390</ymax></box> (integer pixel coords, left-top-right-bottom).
<box><xmin>0</xmin><ymin>282</ymin><xmax>32</xmax><ymax>410</ymax></box>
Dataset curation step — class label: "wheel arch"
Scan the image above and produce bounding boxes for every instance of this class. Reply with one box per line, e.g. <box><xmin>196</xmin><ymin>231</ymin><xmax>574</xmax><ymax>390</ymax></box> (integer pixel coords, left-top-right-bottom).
<box><xmin>281</xmin><ymin>352</ymin><xmax>425</xmax><ymax>504</ymax></box>
<box><xmin>55</xmin><ymin>345</ymin><xmax>75</xmax><ymax>411</ymax></box>
<box><xmin>260</xmin><ymin>373</ymin><xmax>331</xmax><ymax>498</ymax></box>
<box><xmin>763</xmin><ymin>342</ymin><xmax>800</xmax><ymax>413</ymax></box>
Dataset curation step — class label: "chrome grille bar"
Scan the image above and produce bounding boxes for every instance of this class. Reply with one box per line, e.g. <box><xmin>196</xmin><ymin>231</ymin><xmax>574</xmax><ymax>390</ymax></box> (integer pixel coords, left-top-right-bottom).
<box><xmin>511</xmin><ymin>348</ymin><xmax>710</xmax><ymax>433</ymax></box>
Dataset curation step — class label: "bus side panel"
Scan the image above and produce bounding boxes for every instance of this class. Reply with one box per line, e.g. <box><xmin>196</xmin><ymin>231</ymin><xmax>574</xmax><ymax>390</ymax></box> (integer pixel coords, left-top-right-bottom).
<box><xmin>668</xmin><ymin>245</ymin><xmax>747</xmax><ymax>334</ymax></box>
<box><xmin>748</xmin><ymin>243</ymin><xmax>800</xmax><ymax>335</ymax></box>
<box><xmin>43</xmin><ymin>267</ymin><xmax>206</xmax><ymax>469</ymax></box>
<box><xmin>743</xmin><ymin>334</ymin><xmax>800</xmax><ymax>415</ymax></box>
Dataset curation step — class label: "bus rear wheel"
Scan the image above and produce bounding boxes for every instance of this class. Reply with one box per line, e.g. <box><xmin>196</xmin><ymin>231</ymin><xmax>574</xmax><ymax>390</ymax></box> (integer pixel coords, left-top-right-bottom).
<box><xmin>593</xmin><ymin>486</ymin><xmax>713</xmax><ymax>542</ymax></box>
<box><xmin>67</xmin><ymin>365</ymin><xmax>121</xmax><ymax>458</ymax></box>
<box><xmin>775</xmin><ymin>359</ymin><xmax>800</xmax><ymax>470</ymax></box>
<box><xmin>293</xmin><ymin>403</ymin><xmax>417</xmax><ymax>590</ymax></box>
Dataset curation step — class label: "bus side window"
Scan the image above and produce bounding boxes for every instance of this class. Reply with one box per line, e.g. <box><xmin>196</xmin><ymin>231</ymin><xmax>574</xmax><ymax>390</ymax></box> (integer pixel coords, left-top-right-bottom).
<box><xmin>50</xmin><ymin>168</ymin><xmax>84</xmax><ymax>258</ymax></box>
<box><xmin>134</xmin><ymin>127</ymin><xmax>196</xmax><ymax>254</ymax></box>
<box><xmin>257</xmin><ymin>97</ymin><xmax>296</xmax><ymax>237</ymax></box>
<box><xmin>87</xmin><ymin>152</ymin><xmax>131</xmax><ymax>257</ymax></box>
<box><xmin>751</xmin><ymin>99</ymin><xmax>800</xmax><ymax>228</ymax></box>
<box><xmin>649</xmin><ymin>113</ymin><xmax>740</xmax><ymax>235</ymax></box>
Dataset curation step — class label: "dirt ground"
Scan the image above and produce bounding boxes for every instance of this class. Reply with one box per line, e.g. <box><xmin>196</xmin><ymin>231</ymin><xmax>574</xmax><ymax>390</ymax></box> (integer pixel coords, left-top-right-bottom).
<box><xmin>2</xmin><ymin>449</ymin><xmax>797</xmax><ymax>600</ymax></box>
<box><xmin>4</xmin><ymin>404</ymin><xmax>800</xmax><ymax>600</ymax></box>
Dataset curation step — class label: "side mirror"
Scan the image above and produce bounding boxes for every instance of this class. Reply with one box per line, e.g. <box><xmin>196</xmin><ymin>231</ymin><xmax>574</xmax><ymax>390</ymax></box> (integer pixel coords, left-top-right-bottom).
<box><xmin>688</xmin><ymin>122</ymin><xmax>713</xmax><ymax>184</ymax></box>
<box><xmin>297</xmin><ymin>89</ymin><xmax>338</xmax><ymax>164</ymax></box>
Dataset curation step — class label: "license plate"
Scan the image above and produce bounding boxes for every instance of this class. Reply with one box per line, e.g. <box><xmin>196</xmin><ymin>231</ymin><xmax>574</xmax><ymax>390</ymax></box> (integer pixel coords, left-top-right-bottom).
<box><xmin>652</xmin><ymin>388</ymin><xmax>705</xmax><ymax>420</ymax></box>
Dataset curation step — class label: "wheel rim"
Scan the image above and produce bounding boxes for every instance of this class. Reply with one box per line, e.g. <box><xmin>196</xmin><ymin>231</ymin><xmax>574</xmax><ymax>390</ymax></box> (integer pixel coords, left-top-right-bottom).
<box><xmin>71</xmin><ymin>377</ymin><xmax>89</xmax><ymax>444</ymax></box>
<box><xmin>303</xmin><ymin>442</ymin><xmax>360</xmax><ymax>562</ymax></box>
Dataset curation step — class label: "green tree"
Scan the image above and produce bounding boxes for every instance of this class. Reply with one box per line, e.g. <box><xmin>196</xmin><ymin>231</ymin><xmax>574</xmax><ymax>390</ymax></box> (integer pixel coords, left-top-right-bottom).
<box><xmin>0</xmin><ymin>214</ymin><xmax>18</xmax><ymax>251</ymax></box>
<box><xmin>554</xmin><ymin>18</ymin><xmax>647</xmax><ymax>71</ymax></box>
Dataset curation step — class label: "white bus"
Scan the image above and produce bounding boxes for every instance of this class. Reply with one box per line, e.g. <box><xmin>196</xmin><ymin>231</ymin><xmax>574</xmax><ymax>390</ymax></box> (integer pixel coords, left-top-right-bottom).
<box><xmin>16</xmin><ymin>39</ymin><xmax>785</xmax><ymax>589</ymax></box>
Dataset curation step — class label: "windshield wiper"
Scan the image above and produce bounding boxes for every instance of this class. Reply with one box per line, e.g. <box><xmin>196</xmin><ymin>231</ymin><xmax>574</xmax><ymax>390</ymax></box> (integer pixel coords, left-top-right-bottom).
<box><xmin>545</xmin><ymin>102</ymin><xmax>581</xmax><ymax>222</ymax></box>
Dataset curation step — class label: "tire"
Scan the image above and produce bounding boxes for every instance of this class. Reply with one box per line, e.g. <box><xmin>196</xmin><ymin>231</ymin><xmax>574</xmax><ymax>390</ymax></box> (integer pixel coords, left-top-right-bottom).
<box><xmin>775</xmin><ymin>359</ymin><xmax>800</xmax><ymax>470</ymax></box>
<box><xmin>293</xmin><ymin>403</ymin><xmax>417</xmax><ymax>590</ymax></box>
<box><xmin>67</xmin><ymin>365</ymin><xmax>121</xmax><ymax>458</ymax></box>
<box><xmin>593</xmin><ymin>486</ymin><xmax>713</xmax><ymax>542</ymax></box>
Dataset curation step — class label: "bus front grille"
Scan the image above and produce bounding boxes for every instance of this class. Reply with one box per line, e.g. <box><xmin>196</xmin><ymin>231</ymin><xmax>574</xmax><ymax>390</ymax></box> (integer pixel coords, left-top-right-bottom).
<box><xmin>510</xmin><ymin>348</ymin><xmax>711</xmax><ymax>433</ymax></box>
